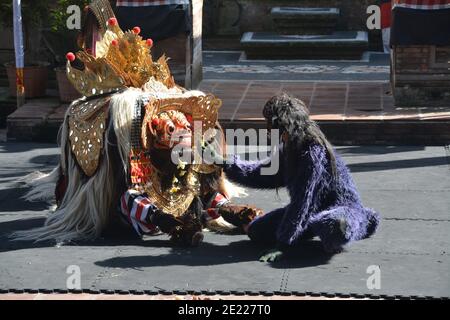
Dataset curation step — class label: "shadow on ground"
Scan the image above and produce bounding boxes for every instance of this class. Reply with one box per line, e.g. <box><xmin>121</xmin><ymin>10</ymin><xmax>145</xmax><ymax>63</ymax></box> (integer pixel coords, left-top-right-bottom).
<box><xmin>0</xmin><ymin>187</ymin><xmax>51</xmax><ymax>212</ymax></box>
<box><xmin>94</xmin><ymin>239</ymin><xmax>332</xmax><ymax>269</ymax></box>
<box><xmin>0</xmin><ymin>142</ymin><xmax>57</xmax><ymax>153</ymax></box>
<box><xmin>347</xmin><ymin>156</ymin><xmax>450</xmax><ymax>173</ymax></box>
<box><xmin>0</xmin><ymin>216</ymin><xmax>332</xmax><ymax>269</ymax></box>
<box><xmin>336</xmin><ymin>146</ymin><xmax>425</xmax><ymax>156</ymax></box>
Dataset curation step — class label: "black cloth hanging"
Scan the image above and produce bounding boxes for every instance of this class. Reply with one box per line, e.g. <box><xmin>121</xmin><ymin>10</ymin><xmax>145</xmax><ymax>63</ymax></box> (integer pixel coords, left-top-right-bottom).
<box><xmin>114</xmin><ymin>4</ymin><xmax>191</xmax><ymax>42</ymax></box>
<box><xmin>390</xmin><ymin>7</ymin><xmax>450</xmax><ymax>45</ymax></box>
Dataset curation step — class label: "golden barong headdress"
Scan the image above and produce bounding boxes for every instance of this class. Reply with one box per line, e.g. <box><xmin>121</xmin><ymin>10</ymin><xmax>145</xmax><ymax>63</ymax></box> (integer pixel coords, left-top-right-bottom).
<box><xmin>66</xmin><ymin>2</ymin><xmax>175</xmax><ymax>97</ymax></box>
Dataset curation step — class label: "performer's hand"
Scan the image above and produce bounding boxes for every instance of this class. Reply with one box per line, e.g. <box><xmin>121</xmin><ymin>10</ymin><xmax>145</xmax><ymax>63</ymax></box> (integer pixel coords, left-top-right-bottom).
<box><xmin>218</xmin><ymin>205</ymin><xmax>263</xmax><ymax>227</ymax></box>
<box><xmin>259</xmin><ymin>248</ymin><xmax>284</xmax><ymax>262</ymax></box>
<box><xmin>201</xmin><ymin>141</ymin><xmax>226</xmax><ymax>166</ymax></box>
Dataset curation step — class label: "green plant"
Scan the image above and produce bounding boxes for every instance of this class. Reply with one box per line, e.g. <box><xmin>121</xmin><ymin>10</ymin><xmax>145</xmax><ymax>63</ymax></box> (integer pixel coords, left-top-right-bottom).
<box><xmin>0</xmin><ymin>0</ymin><xmax>50</xmax><ymax>64</ymax></box>
<box><xmin>49</xmin><ymin>0</ymin><xmax>90</xmax><ymax>33</ymax></box>
<box><xmin>45</xmin><ymin>0</ymin><xmax>90</xmax><ymax>66</ymax></box>
<box><xmin>0</xmin><ymin>0</ymin><xmax>49</xmax><ymax>30</ymax></box>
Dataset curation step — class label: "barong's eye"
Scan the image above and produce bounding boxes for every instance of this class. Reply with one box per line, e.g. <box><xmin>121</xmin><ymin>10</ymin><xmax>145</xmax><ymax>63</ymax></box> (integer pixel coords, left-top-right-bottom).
<box><xmin>167</xmin><ymin>123</ymin><xmax>175</xmax><ymax>134</ymax></box>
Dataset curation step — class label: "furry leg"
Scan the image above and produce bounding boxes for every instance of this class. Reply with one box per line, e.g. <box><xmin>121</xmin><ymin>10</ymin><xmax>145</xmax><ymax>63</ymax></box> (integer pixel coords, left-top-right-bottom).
<box><xmin>247</xmin><ymin>208</ymin><xmax>284</xmax><ymax>245</ymax></box>
<box><xmin>309</xmin><ymin>206</ymin><xmax>380</xmax><ymax>252</ymax></box>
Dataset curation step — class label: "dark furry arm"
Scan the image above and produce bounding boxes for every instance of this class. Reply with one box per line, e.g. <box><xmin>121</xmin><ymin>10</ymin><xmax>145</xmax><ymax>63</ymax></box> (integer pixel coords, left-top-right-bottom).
<box><xmin>223</xmin><ymin>154</ymin><xmax>285</xmax><ymax>189</ymax></box>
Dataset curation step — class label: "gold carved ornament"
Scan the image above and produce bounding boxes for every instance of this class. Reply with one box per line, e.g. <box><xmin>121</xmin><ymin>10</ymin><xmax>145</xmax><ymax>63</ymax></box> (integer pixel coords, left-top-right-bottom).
<box><xmin>85</xmin><ymin>0</ymin><xmax>115</xmax><ymax>35</ymax></box>
<box><xmin>145</xmin><ymin>168</ymin><xmax>201</xmax><ymax>217</ymax></box>
<box><xmin>68</xmin><ymin>96</ymin><xmax>111</xmax><ymax>177</ymax></box>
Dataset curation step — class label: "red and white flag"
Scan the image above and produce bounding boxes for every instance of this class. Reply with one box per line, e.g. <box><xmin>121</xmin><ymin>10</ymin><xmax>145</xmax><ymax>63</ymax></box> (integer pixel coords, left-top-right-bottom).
<box><xmin>381</xmin><ymin>0</ymin><xmax>393</xmax><ymax>53</ymax></box>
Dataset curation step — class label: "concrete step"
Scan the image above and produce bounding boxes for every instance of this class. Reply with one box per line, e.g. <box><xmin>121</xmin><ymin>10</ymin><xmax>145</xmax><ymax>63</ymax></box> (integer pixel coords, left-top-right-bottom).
<box><xmin>241</xmin><ymin>31</ymin><xmax>369</xmax><ymax>60</ymax></box>
<box><xmin>6</xmin><ymin>96</ymin><xmax>60</xmax><ymax>141</ymax></box>
<box><xmin>271</xmin><ymin>7</ymin><xmax>340</xmax><ymax>35</ymax></box>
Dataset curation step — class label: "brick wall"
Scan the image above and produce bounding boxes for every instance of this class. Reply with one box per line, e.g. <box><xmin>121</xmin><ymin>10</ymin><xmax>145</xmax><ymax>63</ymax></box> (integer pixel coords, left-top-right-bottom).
<box><xmin>395</xmin><ymin>46</ymin><xmax>450</xmax><ymax>74</ymax></box>
<box><xmin>393</xmin><ymin>45</ymin><xmax>450</xmax><ymax>106</ymax></box>
<box><xmin>395</xmin><ymin>46</ymin><xmax>430</xmax><ymax>73</ymax></box>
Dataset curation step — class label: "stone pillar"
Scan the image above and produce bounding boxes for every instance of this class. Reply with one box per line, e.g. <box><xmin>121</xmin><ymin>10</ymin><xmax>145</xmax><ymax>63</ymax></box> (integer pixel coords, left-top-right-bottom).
<box><xmin>152</xmin><ymin>0</ymin><xmax>203</xmax><ymax>89</ymax></box>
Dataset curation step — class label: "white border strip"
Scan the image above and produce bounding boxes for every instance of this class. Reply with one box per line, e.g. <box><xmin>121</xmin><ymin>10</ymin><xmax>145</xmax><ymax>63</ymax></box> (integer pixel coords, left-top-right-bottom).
<box><xmin>393</xmin><ymin>3</ymin><xmax>450</xmax><ymax>9</ymax></box>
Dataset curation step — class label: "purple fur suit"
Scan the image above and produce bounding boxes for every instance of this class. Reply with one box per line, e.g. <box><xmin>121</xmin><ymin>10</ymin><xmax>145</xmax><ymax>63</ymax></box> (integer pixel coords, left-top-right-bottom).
<box><xmin>224</xmin><ymin>143</ymin><xmax>380</xmax><ymax>252</ymax></box>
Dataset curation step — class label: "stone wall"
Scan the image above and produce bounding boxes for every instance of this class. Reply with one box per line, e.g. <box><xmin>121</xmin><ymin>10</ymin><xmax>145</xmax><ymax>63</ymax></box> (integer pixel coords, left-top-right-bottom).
<box><xmin>203</xmin><ymin>0</ymin><xmax>381</xmax><ymax>49</ymax></box>
<box><xmin>0</xmin><ymin>28</ymin><xmax>17</xmax><ymax>65</ymax></box>
<box><xmin>204</xmin><ymin>0</ymin><xmax>374</xmax><ymax>35</ymax></box>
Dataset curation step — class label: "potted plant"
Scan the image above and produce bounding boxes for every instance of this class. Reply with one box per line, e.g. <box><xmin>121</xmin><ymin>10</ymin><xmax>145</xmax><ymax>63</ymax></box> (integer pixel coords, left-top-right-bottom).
<box><xmin>45</xmin><ymin>0</ymin><xmax>90</xmax><ymax>102</ymax></box>
<box><xmin>0</xmin><ymin>0</ymin><xmax>50</xmax><ymax>98</ymax></box>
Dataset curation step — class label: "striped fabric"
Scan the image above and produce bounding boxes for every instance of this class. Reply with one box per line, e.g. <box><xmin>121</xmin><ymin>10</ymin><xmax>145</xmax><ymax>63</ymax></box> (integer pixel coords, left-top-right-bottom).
<box><xmin>381</xmin><ymin>0</ymin><xmax>392</xmax><ymax>52</ymax></box>
<box><xmin>393</xmin><ymin>0</ymin><xmax>450</xmax><ymax>10</ymax></box>
<box><xmin>116</xmin><ymin>0</ymin><xmax>188</xmax><ymax>6</ymax></box>
<box><xmin>120</xmin><ymin>189</ymin><xmax>158</xmax><ymax>235</ymax></box>
<box><xmin>203</xmin><ymin>192</ymin><xmax>230</xmax><ymax>222</ymax></box>
<box><xmin>381</xmin><ymin>0</ymin><xmax>392</xmax><ymax>29</ymax></box>
<box><xmin>209</xmin><ymin>192</ymin><xmax>229</xmax><ymax>208</ymax></box>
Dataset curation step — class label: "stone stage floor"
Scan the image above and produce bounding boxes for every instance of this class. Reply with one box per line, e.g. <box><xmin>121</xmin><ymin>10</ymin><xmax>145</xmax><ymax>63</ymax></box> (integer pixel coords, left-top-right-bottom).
<box><xmin>0</xmin><ymin>143</ymin><xmax>449</xmax><ymax>299</ymax></box>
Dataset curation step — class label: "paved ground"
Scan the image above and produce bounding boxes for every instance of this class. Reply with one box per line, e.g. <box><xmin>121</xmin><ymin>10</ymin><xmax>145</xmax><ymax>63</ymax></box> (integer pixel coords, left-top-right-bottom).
<box><xmin>0</xmin><ymin>142</ymin><xmax>449</xmax><ymax>298</ymax></box>
<box><xmin>197</xmin><ymin>80</ymin><xmax>450</xmax><ymax>123</ymax></box>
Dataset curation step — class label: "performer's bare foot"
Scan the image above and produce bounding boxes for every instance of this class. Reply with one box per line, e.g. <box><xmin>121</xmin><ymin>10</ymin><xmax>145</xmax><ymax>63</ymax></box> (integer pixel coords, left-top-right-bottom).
<box><xmin>169</xmin><ymin>214</ymin><xmax>203</xmax><ymax>247</ymax></box>
<box><xmin>191</xmin><ymin>231</ymin><xmax>204</xmax><ymax>247</ymax></box>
